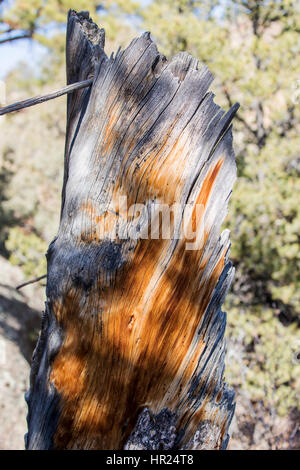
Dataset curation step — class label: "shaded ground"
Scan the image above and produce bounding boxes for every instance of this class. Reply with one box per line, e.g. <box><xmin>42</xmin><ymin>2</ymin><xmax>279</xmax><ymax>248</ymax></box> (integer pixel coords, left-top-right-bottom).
<box><xmin>0</xmin><ymin>255</ymin><xmax>43</xmax><ymax>450</ymax></box>
<box><xmin>229</xmin><ymin>393</ymin><xmax>300</xmax><ymax>450</ymax></box>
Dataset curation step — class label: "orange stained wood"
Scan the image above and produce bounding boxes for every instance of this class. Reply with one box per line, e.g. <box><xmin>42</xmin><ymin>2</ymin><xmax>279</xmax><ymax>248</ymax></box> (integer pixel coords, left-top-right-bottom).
<box><xmin>51</xmin><ymin>156</ymin><xmax>227</xmax><ymax>449</ymax></box>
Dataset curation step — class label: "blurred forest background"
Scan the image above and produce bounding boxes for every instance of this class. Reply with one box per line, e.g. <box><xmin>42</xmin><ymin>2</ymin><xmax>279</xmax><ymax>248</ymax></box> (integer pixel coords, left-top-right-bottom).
<box><xmin>0</xmin><ymin>0</ymin><xmax>300</xmax><ymax>449</ymax></box>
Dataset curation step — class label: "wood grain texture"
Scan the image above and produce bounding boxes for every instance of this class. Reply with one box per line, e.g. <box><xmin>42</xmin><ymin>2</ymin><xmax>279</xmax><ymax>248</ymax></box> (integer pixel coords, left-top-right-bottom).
<box><xmin>26</xmin><ymin>10</ymin><xmax>239</xmax><ymax>450</ymax></box>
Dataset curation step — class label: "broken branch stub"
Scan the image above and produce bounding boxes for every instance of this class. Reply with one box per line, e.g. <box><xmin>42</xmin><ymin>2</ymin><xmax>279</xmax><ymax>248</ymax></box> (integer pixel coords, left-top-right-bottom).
<box><xmin>0</xmin><ymin>79</ymin><xmax>93</xmax><ymax>116</ymax></box>
<box><xmin>25</xmin><ymin>10</ymin><xmax>239</xmax><ymax>450</ymax></box>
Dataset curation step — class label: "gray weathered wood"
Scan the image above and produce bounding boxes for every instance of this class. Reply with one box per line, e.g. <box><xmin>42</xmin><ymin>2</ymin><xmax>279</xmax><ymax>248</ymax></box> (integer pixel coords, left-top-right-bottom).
<box><xmin>25</xmin><ymin>9</ymin><xmax>239</xmax><ymax>450</ymax></box>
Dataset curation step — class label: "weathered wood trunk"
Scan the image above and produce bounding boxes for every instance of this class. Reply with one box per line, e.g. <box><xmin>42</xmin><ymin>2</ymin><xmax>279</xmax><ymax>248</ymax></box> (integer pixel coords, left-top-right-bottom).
<box><xmin>25</xmin><ymin>10</ymin><xmax>239</xmax><ymax>450</ymax></box>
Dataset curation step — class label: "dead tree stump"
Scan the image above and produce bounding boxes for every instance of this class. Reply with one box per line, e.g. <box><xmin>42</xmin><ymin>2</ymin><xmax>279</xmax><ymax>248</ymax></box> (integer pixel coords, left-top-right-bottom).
<box><xmin>25</xmin><ymin>10</ymin><xmax>239</xmax><ymax>450</ymax></box>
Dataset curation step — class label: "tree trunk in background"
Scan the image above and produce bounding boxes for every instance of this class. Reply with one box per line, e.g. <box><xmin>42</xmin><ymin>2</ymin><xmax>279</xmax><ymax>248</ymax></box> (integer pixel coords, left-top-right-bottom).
<box><xmin>25</xmin><ymin>10</ymin><xmax>239</xmax><ymax>450</ymax></box>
